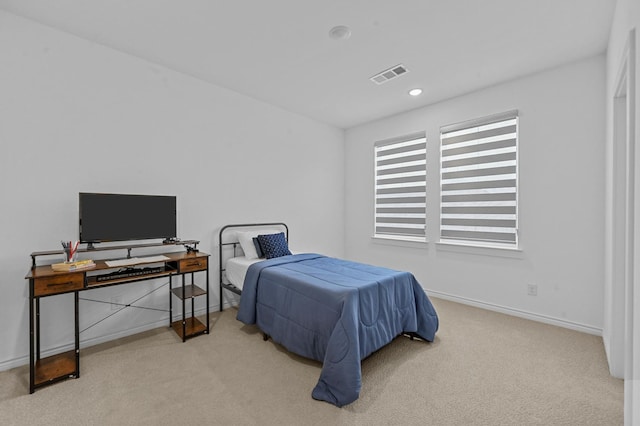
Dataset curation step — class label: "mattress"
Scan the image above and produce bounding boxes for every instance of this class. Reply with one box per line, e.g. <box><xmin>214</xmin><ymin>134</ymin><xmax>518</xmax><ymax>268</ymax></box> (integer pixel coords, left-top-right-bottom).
<box><xmin>225</xmin><ymin>256</ymin><xmax>261</xmax><ymax>289</ymax></box>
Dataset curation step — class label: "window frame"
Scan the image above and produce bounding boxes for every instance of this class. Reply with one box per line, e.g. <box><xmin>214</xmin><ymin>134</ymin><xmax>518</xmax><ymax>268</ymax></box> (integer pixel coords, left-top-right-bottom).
<box><xmin>439</xmin><ymin>110</ymin><xmax>519</xmax><ymax>249</ymax></box>
<box><xmin>373</xmin><ymin>132</ymin><xmax>427</xmax><ymax>243</ymax></box>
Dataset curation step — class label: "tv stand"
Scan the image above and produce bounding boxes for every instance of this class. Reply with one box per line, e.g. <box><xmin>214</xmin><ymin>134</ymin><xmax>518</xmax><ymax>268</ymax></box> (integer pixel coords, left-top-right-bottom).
<box><xmin>25</xmin><ymin>240</ymin><xmax>209</xmax><ymax>393</ymax></box>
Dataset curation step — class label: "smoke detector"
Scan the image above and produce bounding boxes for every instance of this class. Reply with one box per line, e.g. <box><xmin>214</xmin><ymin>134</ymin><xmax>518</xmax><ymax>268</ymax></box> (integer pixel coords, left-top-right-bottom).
<box><xmin>370</xmin><ymin>64</ymin><xmax>409</xmax><ymax>85</ymax></box>
<box><xmin>329</xmin><ymin>25</ymin><xmax>351</xmax><ymax>40</ymax></box>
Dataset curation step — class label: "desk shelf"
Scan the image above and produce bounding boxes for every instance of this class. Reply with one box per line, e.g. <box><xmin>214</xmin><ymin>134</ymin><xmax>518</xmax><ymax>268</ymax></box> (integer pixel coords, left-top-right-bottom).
<box><xmin>34</xmin><ymin>350</ymin><xmax>77</xmax><ymax>387</ymax></box>
<box><xmin>86</xmin><ymin>269</ymin><xmax>176</xmax><ymax>288</ymax></box>
<box><xmin>171</xmin><ymin>284</ymin><xmax>206</xmax><ymax>299</ymax></box>
<box><xmin>171</xmin><ymin>317</ymin><xmax>207</xmax><ymax>339</ymax></box>
<box><xmin>29</xmin><ymin>240</ymin><xmax>200</xmax><ymax>267</ymax></box>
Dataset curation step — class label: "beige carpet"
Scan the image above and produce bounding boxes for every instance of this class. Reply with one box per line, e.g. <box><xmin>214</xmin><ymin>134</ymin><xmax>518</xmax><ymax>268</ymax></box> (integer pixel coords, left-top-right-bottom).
<box><xmin>0</xmin><ymin>298</ymin><xmax>623</xmax><ymax>425</ymax></box>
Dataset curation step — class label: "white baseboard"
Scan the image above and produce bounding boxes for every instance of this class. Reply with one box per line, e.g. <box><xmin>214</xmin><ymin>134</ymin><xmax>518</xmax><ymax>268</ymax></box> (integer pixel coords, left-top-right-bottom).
<box><xmin>0</xmin><ymin>303</ymin><xmax>223</xmax><ymax>373</ymax></box>
<box><xmin>220</xmin><ymin>300</ymin><xmax>238</xmax><ymax>310</ymax></box>
<box><xmin>427</xmin><ymin>289</ymin><xmax>603</xmax><ymax>336</ymax></box>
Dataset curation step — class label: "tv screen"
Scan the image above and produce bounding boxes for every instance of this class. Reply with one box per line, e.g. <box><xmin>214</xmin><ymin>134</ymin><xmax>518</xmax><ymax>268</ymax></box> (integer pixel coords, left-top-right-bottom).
<box><xmin>79</xmin><ymin>193</ymin><xmax>177</xmax><ymax>244</ymax></box>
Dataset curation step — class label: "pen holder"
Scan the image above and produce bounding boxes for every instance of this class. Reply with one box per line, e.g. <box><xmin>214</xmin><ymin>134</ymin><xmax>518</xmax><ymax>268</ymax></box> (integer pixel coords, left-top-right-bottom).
<box><xmin>64</xmin><ymin>249</ymin><xmax>77</xmax><ymax>263</ymax></box>
<box><xmin>62</xmin><ymin>240</ymin><xmax>80</xmax><ymax>263</ymax></box>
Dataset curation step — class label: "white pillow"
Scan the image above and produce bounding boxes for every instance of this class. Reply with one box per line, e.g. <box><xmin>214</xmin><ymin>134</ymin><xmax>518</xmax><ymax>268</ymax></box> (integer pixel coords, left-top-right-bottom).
<box><xmin>235</xmin><ymin>229</ymin><xmax>280</xmax><ymax>260</ymax></box>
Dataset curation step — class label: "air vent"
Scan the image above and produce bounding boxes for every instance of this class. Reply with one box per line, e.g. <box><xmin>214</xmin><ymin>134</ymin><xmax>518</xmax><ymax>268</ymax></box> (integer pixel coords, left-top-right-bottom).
<box><xmin>370</xmin><ymin>64</ymin><xmax>409</xmax><ymax>85</ymax></box>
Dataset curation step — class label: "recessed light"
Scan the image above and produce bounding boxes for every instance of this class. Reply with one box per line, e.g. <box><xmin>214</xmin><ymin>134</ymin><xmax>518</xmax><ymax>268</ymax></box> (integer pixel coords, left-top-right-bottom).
<box><xmin>408</xmin><ymin>88</ymin><xmax>423</xmax><ymax>96</ymax></box>
<box><xmin>329</xmin><ymin>25</ymin><xmax>351</xmax><ymax>40</ymax></box>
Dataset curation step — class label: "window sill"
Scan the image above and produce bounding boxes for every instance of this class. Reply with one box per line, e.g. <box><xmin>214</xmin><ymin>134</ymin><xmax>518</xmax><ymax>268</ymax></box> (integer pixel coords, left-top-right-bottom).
<box><xmin>371</xmin><ymin>235</ymin><xmax>428</xmax><ymax>249</ymax></box>
<box><xmin>436</xmin><ymin>240</ymin><xmax>523</xmax><ymax>258</ymax></box>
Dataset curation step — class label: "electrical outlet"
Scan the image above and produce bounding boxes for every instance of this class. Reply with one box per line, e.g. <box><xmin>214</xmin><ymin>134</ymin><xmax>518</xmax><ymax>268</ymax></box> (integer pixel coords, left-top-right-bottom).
<box><xmin>110</xmin><ymin>295</ymin><xmax>123</xmax><ymax>311</ymax></box>
<box><xmin>527</xmin><ymin>284</ymin><xmax>538</xmax><ymax>296</ymax></box>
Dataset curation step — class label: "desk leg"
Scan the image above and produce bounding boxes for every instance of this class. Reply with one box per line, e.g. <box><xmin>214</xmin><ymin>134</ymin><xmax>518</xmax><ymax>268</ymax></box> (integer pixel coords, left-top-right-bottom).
<box><xmin>181</xmin><ymin>274</ymin><xmax>186</xmax><ymax>342</ymax></box>
<box><xmin>29</xmin><ymin>282</ymin><xmax>34</xmax><ymax>394</ymax></box>
<box><xmin>169</xmin><ymin>275</ymin><xmax>173</xmax><ymax>328</ymax></box>
<box><xmin>75</xmin><ymin>291</ymin><xmax>80</xmax><ymax>379</ymax></box>
<box><xmin>206</xmin><ymin>267</ymin><xmax>210</xmax><ymax>334</ymax></box>
<box><xmin>190</xmin><ymin>272</ymin><xmax>195</xmax><ymax>331</ymax></box>
<box><xmin>35</xmin><ymin>298</ymin><xmax>40</xmax><ymax>361</ymax></box>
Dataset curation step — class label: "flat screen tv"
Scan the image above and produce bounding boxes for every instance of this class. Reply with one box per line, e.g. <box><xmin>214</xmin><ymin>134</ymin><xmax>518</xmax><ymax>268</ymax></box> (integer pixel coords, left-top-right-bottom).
<box><xmin>79</xmin><ymin>193</ymin><xmax>177</xmax><ymax>246</ymax></box>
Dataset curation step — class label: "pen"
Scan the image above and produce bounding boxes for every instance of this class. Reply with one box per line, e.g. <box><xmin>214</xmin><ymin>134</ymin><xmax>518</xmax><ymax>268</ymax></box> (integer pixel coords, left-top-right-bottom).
<box><xmin>70</xmin><ymin>241</ymin><xmax>79</xmax><ymax>260</ymax></box>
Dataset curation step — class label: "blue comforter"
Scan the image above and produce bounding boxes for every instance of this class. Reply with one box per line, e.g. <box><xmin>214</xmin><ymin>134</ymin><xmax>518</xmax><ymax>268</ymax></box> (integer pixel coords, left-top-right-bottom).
<box><xmin>236</xmin><ymin>253</ymin><xmax>439</xmax><ymax>407</ymax></box>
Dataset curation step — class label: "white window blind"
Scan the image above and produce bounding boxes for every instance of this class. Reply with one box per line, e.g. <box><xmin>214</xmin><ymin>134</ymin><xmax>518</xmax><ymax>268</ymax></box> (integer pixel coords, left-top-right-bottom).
<box><xmin>440</xmin><ymin>111</ymin><xmax>518</xmax><ymax>246</ymax></box>
<box><xmin>374</xmin><ymin>133</ymin><xmax>426</xmax><ymax>241</ymax></box>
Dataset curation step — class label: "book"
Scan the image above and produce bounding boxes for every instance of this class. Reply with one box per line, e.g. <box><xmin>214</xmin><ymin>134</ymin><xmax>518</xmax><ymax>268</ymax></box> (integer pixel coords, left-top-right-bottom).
<box><xmin>51</xmin><ymin>259</ymin><xmax>96</xmax><ymax>272</ymax></box>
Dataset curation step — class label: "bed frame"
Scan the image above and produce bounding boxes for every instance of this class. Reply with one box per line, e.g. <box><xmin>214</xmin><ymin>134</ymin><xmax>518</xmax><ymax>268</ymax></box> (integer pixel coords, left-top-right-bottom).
<box><xmin>218</xmin><ymin>222</ymin><xmax>288</xmax><ymax>311</ymax></box>
<box><xmin>218</xmin><ymin>222</ymin><xmax>423</xmax><ymax>342</ymax></box>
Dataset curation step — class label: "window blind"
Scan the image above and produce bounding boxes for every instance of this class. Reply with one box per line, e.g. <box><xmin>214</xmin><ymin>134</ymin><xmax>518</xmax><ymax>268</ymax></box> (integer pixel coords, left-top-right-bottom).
<box><xmin>440</xmin><ymin>111</ymin><xmax>518</xmax><ymax>246</ymax></box>
<box><xmin>374</xmin><ymin>134</ymin><xmax>426</xmax><ymax>240</ymax></box>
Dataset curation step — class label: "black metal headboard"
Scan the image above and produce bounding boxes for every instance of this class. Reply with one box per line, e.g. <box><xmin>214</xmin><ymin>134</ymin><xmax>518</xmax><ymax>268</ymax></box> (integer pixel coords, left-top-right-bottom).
<box><xmin>218</xmin><ymin>222</ymin><xmax>288</xmax><ymax>311</ymax></box>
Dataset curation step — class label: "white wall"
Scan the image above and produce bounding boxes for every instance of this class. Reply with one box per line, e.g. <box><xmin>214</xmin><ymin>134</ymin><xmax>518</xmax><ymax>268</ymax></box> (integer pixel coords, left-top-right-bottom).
<box><xmin>0</xmin><ymin>11</ymin><xmax>345</xmax><ymax>370</ymax></box>
<box><xmin>345</xmin><ymin>55</ymin><xmax>606</xmax><ymax>333</ymax></box>
<box><xmin>605</xmin><ymin>0</ymin><xmax>640</xmax><ymax>422</ymax></box>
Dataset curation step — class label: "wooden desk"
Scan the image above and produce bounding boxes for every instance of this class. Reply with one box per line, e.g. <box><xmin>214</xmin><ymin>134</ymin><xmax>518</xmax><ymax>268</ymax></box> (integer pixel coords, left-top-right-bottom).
<box><xmin>25</xmin><ymin>246</ymin><xmax>210</xmax><ymax>393</ymax></box>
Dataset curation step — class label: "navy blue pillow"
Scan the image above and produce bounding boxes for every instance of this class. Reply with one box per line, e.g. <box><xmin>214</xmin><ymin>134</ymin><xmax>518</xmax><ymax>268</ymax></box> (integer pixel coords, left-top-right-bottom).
<box><xmin>252</xmin><ymin>237</ymin><xmax>265</xmax><ymax>258</ymax></box>
<box><xmin>257</xmin><ymin>232</ymin><xmax>291</xmax><ymax>259</ymax></box>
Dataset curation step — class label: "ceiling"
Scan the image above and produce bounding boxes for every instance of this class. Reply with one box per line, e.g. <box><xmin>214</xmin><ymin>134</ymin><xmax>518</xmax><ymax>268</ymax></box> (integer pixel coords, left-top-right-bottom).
<box><xmin>0</xmin><ymin>0</ymin><xmax>616</xmax><ymax>129</ymax></box>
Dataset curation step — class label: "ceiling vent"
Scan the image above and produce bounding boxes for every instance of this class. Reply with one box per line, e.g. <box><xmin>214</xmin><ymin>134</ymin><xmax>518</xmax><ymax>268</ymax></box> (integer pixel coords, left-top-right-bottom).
<box><xmin>370</xmin><ymin>64</ymin><xmax>409</xmax><ymax>85</ymax></box>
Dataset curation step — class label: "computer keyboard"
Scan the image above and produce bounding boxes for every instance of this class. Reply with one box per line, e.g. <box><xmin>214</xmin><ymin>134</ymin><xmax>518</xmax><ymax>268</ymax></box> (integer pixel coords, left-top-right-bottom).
<box><xmin>96</xmin><ymin>266</ymin><xmax>166</xmax><ymax>282</ymax></box>
<box><xmin>105</xmin><ymin>255</ymin><xmax>170</xmax><ymax>268</ymax></box>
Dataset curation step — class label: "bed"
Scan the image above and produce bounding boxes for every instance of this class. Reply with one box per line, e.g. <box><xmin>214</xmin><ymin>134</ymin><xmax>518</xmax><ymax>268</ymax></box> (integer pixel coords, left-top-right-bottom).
<box><xmin>219</xmin><ymin>223</ymin><xmax>439</xmax><ymax>407</ymax></box>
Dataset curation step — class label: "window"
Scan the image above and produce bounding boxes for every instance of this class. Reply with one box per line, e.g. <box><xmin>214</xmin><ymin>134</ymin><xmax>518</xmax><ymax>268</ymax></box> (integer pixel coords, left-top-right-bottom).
<box><xmin>374</xmin><ymin>133</ymin><xmax>427</xmax><ymax>241</ymax></box>
<box><xmin>440</xmin><ymin>110</ymin><xmax>518</xmax><ymax>247</ymax></box>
